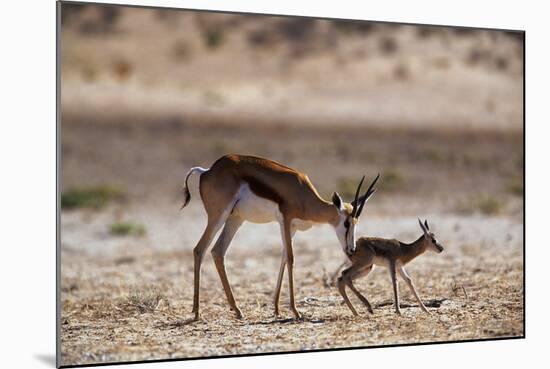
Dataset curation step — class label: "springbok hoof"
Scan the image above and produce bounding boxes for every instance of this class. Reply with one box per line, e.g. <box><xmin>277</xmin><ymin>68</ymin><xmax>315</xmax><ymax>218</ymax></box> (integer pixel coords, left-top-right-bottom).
<box><xmin>234</xmin><ymin>308</ymin><xmax>244</xmax><ymax>319</ymax></box>
<box><xmin>292</xmin><ymin>310</ymin><xmax>303</xmax><ymax>320</ymax></box>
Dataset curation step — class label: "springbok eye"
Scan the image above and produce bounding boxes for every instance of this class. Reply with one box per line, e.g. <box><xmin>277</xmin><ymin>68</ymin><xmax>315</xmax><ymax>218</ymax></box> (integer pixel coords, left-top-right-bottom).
<box><xmin>344</xmin><ymin>219</ymin><xmax>350</xmax><ymax>228</ymax></box>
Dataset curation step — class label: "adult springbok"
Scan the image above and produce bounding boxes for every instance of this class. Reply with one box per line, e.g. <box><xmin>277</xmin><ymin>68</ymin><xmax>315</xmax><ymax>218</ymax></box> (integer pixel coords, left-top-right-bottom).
<box><xmin>181</xmin><ymin>154</ymin><xmax>379</xmax><ymax>320</ymax></box>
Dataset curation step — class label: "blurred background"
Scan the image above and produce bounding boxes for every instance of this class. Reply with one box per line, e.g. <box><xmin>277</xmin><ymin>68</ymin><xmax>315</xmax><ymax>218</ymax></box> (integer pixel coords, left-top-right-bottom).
<box><xmin>59</xmin><ymin>4</ymin><xmax>523</xmax><ymax>365</ymax></box>
<box><xmin>60</xmin><ymin>3</ymin><xmax>523</xmax><ymax>204</ymax></box>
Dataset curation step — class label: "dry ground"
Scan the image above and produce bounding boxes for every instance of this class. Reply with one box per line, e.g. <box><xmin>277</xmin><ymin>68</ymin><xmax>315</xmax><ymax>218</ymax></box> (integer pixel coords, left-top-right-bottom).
<box><xmin>60</xmin><ymin>121</ymin><xmax>523</xmax><ymax>366</ymax></box>
<box><xmin>60</xmin><ymin>227</ymin><xmax>522</xmax><ymax>365</ymax></box>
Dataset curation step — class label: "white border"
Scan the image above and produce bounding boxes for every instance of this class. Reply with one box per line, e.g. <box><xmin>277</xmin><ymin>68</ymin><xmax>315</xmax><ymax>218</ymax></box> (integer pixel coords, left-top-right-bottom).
<box><xmin>2</xmin><ymin>1</ymin><xmax>547</xmax><ymax>368</ymax></box>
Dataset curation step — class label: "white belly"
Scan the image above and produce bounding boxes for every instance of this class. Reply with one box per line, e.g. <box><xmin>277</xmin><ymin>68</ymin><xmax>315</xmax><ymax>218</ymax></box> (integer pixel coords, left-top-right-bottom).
<box><xmin>231</xmin><ymin>184</ymin><xmax>281</xmax><ymax>223</ymax></box>
<box><xmin>230</xmin><ymin>184</ymin><xmax>314</xmax><ymax>231</ymax></box>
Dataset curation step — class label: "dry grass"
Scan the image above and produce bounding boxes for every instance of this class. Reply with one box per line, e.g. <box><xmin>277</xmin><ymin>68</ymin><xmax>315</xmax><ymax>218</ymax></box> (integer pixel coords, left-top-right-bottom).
<box><xmin>203</xmin><ymin>28</ymin><xmax>225</xmax><ymax>49</ymax></box>
<box><xmin>121</xmin><ymin>288</ymin><xmax>165</xmax><ymax>313</ymax></box>
<box><xmin>506</xmin><ymin>176</ymin><xmax>524</xmax><ymax>196</ymax></box>
<box><xmin>380</xmin><ymin>169</ymin><xmax>405</xmax><ymax>192</ymax></box>
<box><xmin>61</xmin><ymin>185</ymin><xmax>126</xmax><ymax>210</ymax></box>
<box><xmin>336</xmin><ymin>177</ymin><xmax>361</xmax><ymax>198</ymax></box>
<box><xmin>110</xmin><ymin>222</ymin><xmax>146</xmax><ymax>237</ymax></box>
<box><xmin>455</xmin><ymin>195</ymin><xmax>505</xmax><ymax>216</ymax></box>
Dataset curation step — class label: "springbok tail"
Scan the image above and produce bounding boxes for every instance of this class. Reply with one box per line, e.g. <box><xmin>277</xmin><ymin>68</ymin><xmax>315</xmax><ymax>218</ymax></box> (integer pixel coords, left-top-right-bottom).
<box><xmin>181</xmin><ymin>166</ymin><xmax>209</xmax><ymax>210</ymax></box>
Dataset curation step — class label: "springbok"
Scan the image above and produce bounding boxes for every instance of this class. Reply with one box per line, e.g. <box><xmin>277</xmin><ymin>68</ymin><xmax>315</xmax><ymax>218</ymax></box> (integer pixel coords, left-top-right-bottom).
<box><xmin>337</xmin><ymin>219</ymin><xmax>444</xmax><ymax>316</ymax></box>
<box><xmin>181</xmin><ymin>154</ymin><xmax>379</xmax><ymax>320</ymax></box>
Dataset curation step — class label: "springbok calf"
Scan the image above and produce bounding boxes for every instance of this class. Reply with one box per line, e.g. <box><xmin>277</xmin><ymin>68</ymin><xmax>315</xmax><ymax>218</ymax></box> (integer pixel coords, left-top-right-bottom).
<box><xmin>337</xmin><ymin>219</ymin><xmax>444</xmax><ymax>316</ymax></box>
<box><xmin>181</xmin><ymin>154</ymin><xmax>379</xmax><ymax>320</ymax></box>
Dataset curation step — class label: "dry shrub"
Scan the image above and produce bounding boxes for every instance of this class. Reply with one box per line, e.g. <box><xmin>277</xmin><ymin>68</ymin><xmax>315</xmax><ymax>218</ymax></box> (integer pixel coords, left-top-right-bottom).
<box><xmin>467</xmin><ymin>48</ymin><xmax>490</xmax><ymax>66</ymax></box>
<box><xmin>277</xmin><ymin>18</ymin><xmax>315</xmax><ymax>42</ymax></box>
<box><xmin>61</xmin><ymin>185</ymin><xmax>126</xmax><ymax>210</ymax></box>
<box><xmin>494</xmin><ymin>56</ymin><xmax>509</xmax><ymax>71</ymax></box>
<box><xmin>203</xmin><ymin>90</ymin><xmax>225</xmax><ymax>106</ymax></box>
<box><xmin>416</xmin><ymin>26</ymin><xmax>438</xmax><ymax>39</ymax></box>
<box><xmin>379</xmin><ymin>36</ymin><xmax>398</xmax><ymax>55</ymax></box>
<box><xmin>210</xmin><ymin>140</ymin><xmax>232</xmax><ymax>156</ymax></box>
<box><xmin>420</xmin><ymin>149</ymin><xmax>460</xmax><ymax>167</ymax></box>
<box><xmin>462</xmin><ymin>153</ymin><xmax>491</xmax><ymax>169</ymax></box>
<box><xmin>453</xmin><ymin>27</ymin><xmax>476</xmax><ymax>37</ymax></box>
<box><xmin>110</xmin><ymin>222</ymin><xmax>146</xmax><ymax>237</ymax></box>
<box><xmin>81</xmin><ymin>65</ymin><xmax>98</xmax><ymax>82</ymax></box>
<box><xmin>421</xmin><ymin>148</ymin><xmax>445</xmax><ymax>163</ymax></box>
<box><xmin>506</xmin><ymin>176</ymin><xmax>523</xmax><ymax>197</ymax></box>
<box><xmin>121</xmin><ymin>288</ymin><xmax>165</xmax><ymax>314</ymax></box>
<box><xmin>336</xmin><ymin>177</ymin><xmax>360</xmax><ymax>198</ymax></box>
<box><xmin>486</xmin><ymin>99</ymin><xmax>497</xmax><ymax>113</ymax></box>
<box><xmin>247</xmin><ymin>29</ymin><xmax>277</xmax><ymax>48</ymax></box>
<box><xmin>172</xmin><ymin>40</ymin><xmax>192</xmax><ymax>62</ymax></box>
<box><xmin>381</xmin><ymin>169</ymin><xmax>405</xmax><ymax>191</ymax></box>
<box><xmin>78</xmin><ymin>5</ymin><xmax>121</xmax><ymax>35</ymax></box>
<box><xmin>476</xmin><ymin>196</ymin><xmax>503</xmax><ymax>215</ymax></box>
<box><xmin>393</xmin><ymin>63</ymin><xmax>410</xmax><ymax>81</ymax></box>
<box><xmin>334</xmin><ymin>142</ymin><xmax>350</xmax><ymax>160</ymax></box>
<box><xmin>332</xmin><ymin>20</ymin><xmax>376</xmax><ymax>35</ymax></box>
<box><xmin>455</xmin><ymin>195</ymin><xmax>504</xmax><ymax>216</ymax></box>
<box><xmin>155</xmin><ymin>8</ymin><xmax>180</xmax><ymax>24</ymax></box>
<box><xmin>432</xmin><ymin>57</ymin><xmax>450</xmax><ymax>69</ymax></box>
<box><xmin>203</xmin><ymin>28</ymin><xmax>224</xmax><ymax>49</ymax></box>
<box><xmin>112</xmin><ymin>60</ymin><xmax>132</xmax><ymax>81</ymax></box>
<box><xmin>515</xmin><ymin>155</ymin><xmax>524</xmax><ymax>170</ymax></box>
<box><xmin>61</xmin><ymin>3</ymin><xmax>85</xmax><ymax>25</ymax></box>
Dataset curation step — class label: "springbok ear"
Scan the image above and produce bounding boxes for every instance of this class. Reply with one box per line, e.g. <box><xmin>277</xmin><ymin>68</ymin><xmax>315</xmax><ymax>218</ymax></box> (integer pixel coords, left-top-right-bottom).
<box><xmin>424</xmin><ymin>219</ymin><xmax>430</xmax><ymax>231</ymax></box>
<box><xmin>332</xmin><ymin>192</ymin><xmax>343</xmax><ymax>211</ymax></box>
<box><xmin>418</xmin><ymin>218</ymin><xmax>428</xmax><ymax>235</ymax></box>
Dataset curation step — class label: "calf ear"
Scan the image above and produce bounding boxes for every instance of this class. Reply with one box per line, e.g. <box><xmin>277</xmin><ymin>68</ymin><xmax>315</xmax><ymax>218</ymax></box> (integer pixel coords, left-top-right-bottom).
<box><xmin>332</xmin><ymin>192</ymin><xmax>343</xmax><ymax>211</ymax></box>
<box><xmin>424</xmin><ymin>219</ymin><xmax>430</xmax><ymax>231</ymax></box>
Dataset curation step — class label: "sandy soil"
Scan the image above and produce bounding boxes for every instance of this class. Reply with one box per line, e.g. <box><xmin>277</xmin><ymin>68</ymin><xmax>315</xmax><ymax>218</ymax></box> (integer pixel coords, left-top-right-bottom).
<box><xmin>59</xmin><ymin>123</ymin><xmax>523</xmax><ymax>366</ymax></box>
<box><xmin>60</xmin><ymin>205</ymin><xmax>523</xmax><ymax>365</ymax></box>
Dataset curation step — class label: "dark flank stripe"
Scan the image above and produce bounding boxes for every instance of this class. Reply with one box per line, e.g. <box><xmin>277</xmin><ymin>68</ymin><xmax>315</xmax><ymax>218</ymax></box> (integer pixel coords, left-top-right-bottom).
<box><xmin>242</xmin><ymin>175</ymin><xmax>284</xmax><ymax>207</ymax></box>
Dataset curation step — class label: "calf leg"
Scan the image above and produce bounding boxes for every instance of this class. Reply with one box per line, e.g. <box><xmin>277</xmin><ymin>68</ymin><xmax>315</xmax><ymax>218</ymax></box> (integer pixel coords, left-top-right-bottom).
<box><xmin>389</xmin><ymin>261</ymin><xmax>401</xmax><ymax>315</ymax></box>
<box><xmin>331</xmin><ymin>259</ymin><xmax>350</xmax><ymax>286</ymax></box>
<box><xmin>337</xmin><ymin>271</ymin><xmax>358</xmax><ymax>316</ymax></box>
<box><xmin>347</xmin><ymin>266</ymin><xmax>374</xmax><ymax>314</ymax></box>
<box><xmin>398</xmin><ymin>266</ymin><xmax>430</xmax><ymax>314</ymax></box>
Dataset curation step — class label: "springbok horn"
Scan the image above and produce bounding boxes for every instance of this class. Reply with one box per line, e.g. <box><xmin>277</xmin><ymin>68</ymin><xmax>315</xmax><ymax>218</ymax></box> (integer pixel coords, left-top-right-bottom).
<box><xmin>418</xmin><ymin>218</ymin><xmax>428</xmax><ymax>234</ymax></box>
<box><xmin>356</xmin><ymin>173</ymin><xmax>380</xmax><ymax>218</ymax></box>
<box><xmin>351</xmin><ymin>175</ymin><xmax>366</xmax><ymax>218</ymax></box>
